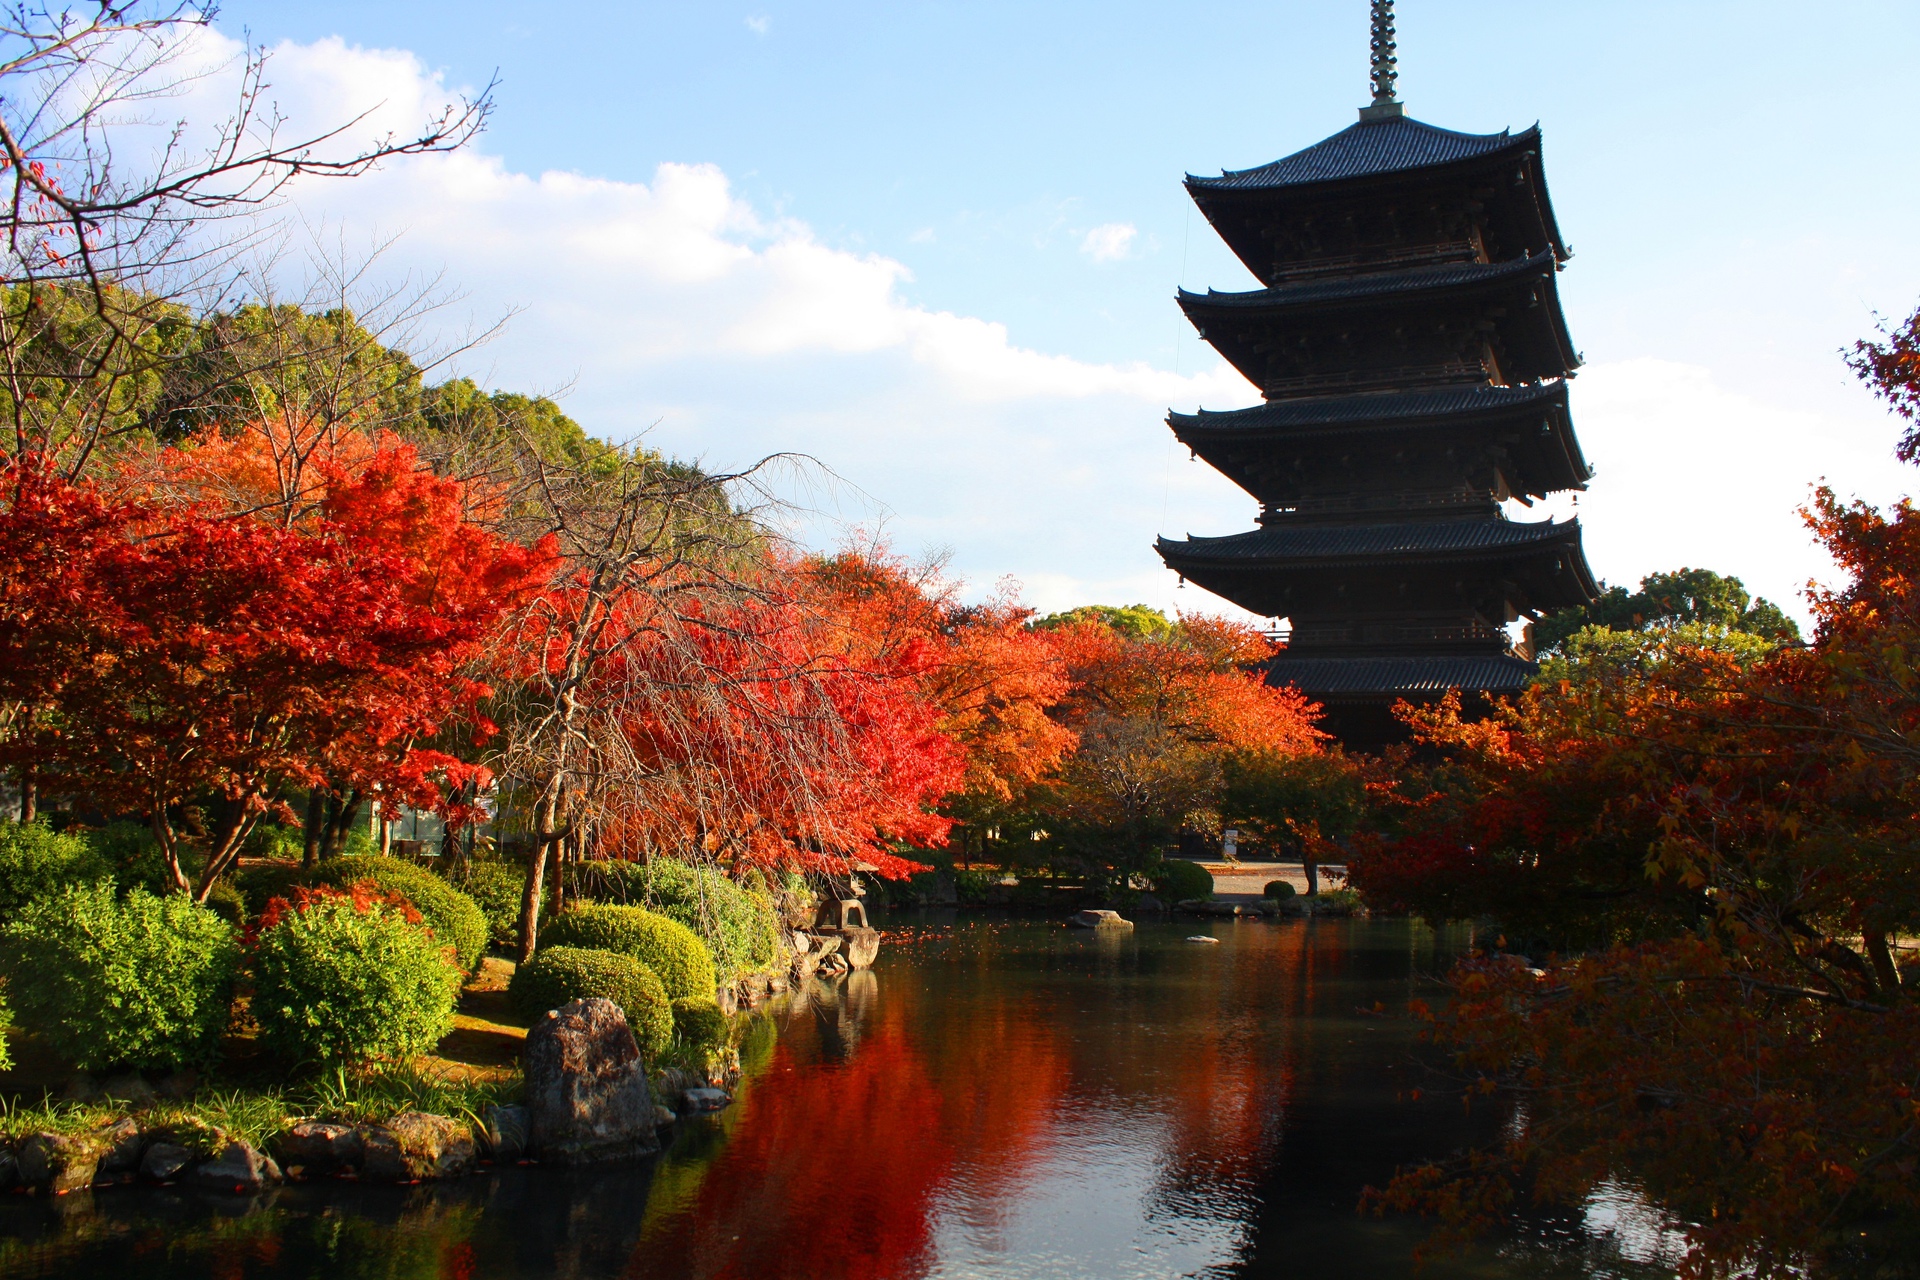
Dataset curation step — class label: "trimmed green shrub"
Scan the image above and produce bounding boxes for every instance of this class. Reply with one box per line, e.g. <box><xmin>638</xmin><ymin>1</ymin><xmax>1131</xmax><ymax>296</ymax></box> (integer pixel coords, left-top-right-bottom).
<box><xmin>311</xmin><ymin>856</ymin><xmax>488</xmax><ymax>974</ymax></box>
<box><xmin>0</xmin><ymin>882</ymin><xmax>238</xmax><ymax>1071</ymax></box>
<box><xmin>540</xmin><ymin>904</ymin><xmax>716</xmax><ymax>1001</ymax></box>
<box><xmin>448</xmin><ymin>857</ymin><xmax>533</xmax><ymax>947</ymax></box>
<box><xmin>571</xmin><ymin>859</ymin><xmax>778</xmax><ymax>981</ymax></box>
<box><xmin>1263</xmin><ymin>880</ymin><xmax>1297</xmax><ymax>900</ymax></box>
<box><xmin>0</xmin><ymin>820</ymin><xmax>111</xmax><ymax>919</ymax></box>
<box><xmin>1150</xmin><ymin>857</ymin><xmax>1214</xmax><ymax>902</ymax></box>
<box><xmin>670</xmin><ymin>996</ymin><xmax>728</xmax><ymax>1051</ymax></box>
<box><xmin>249</xmin><ymin>890</ymin><xmax>460</xmax><ymax>1067</ymax></box>
<box><xmin>508</xmin><ymin>945</ymin><xmax>671</xmax><ymax>1055</ymax></box>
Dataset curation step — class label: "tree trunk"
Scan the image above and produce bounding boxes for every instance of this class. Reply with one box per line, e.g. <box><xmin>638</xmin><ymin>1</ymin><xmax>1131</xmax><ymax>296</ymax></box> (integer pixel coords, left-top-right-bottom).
<box><xmin>1865</xmin><ymin>928</ymin><xmax>1902</xmax><ymax>995</ymax></box>
<box><xmin>319</xmin><ymin>789</ymin><xmax>363</xmax><ymax>859</ymax></box>
<box><xmin>18</xmin><ymin>766</ymin><xmax>35</xmax><ymax>823</ymax></box>
<box><xmin>516</xmin><ymin>773</ymin><xmax>564</xmax><ymax>965</ymax></box>
<box><xmin>1302</xmin><ymin>853</ymin><xmax>1319</xmax><ymax>897</ymax></box>
<box><xmin>194</xmin><ymin>808</ymin><xmax>263</xmax><ymax>903</ymax></box>
<box><xmin>303</xmin><ymin>787</ymin><xmax>325</xmax><ymax>869</ymax></box>
<box><xmin>548</xmin><ymin>837</ymin><xmax>567</xmax><ymax>918</ymax></box>
<box><xmin>151</xmin><ymin>803</ymin><xmax>191</xmax><ymax>895</ymax></box>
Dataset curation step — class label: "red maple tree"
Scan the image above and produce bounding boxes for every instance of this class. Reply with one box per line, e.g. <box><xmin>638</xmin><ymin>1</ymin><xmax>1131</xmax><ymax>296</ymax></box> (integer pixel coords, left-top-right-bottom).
<box><xmin>0</xmin><ymin>433</ymin><xmax>550</xmax><ymax>900</ymax></box>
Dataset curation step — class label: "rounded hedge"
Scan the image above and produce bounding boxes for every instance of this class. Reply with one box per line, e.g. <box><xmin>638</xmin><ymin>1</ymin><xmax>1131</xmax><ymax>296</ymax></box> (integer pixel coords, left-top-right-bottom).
<box><xmin>1263</xmin><ymin>880</ymin><xmax>1297</xmax><ymax>900</ymax></box>
<box><xmin>1150</xmin><ymin>857</ymin><xmax>1215</xmax><ymax>903</ymax></box>
<box><xmin>508</xmin><ymin>945</ymin><xmax>671</xmax><ymax>1055</ymax></box>
<box><xmin>448</xmin><ymin>857</ymin><xmax>535</xmax><ymax>947</ymax></box>
<box><xmin>0</xmin><ymin>820</ymin><xmax>111</xmax><ymax>920</ymax></box>
<box><xmin>311</xmin><ymin>856</ymin><xmax>489</xmax><ymax>974</ymax></box>
<box><xmin>0</xmin><ymin>882</ymin><xmax>237</xmax><ymax>1071</ymax></box>
<box><xmin>249</xmin><ymin>892</ymin><xmax>460</xmax><ymax>1067</ymax></box>
<box><xmin>670</xmin><ymin>996</ymin><xmax>729</xmax><ymax>1051</ymax></box>
<box><xmin>571</xmin><ymin>859</ymin><xmax>778</xmax><ymax>981</ymax></box>
<box><xmin>540</xmin><ymin>904</ymin><xmax>716</xmax><ymax>1001</ymax></box>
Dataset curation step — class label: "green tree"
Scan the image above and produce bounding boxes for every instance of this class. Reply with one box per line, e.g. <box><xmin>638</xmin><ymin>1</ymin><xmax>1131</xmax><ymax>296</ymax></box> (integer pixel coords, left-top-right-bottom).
<box><xmin>1032</xmin><ymin>603</ymin><xmax>1175</xmax><ymax>639</ymax></box>
<box><xmin>1532</xmin><ymin>566</ymin><xmax>1799</xmax><ymax>657</ymax></box>
<box><xmin>1220</xmin><ymin>749</ymin><xmax>1364</xmax><ymax>895</ymax></box>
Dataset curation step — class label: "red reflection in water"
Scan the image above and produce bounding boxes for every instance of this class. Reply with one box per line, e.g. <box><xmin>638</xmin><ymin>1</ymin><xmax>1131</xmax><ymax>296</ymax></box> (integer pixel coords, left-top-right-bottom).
<box><xmin>629</xmin><ymin>924</ymin><xmax>1346</xmax><ymax>1279</ymax></box>
<box><xmin>630</xmin><ymin>975</ymin><xmax>1070</xmax><ymax>1280</ymax></box>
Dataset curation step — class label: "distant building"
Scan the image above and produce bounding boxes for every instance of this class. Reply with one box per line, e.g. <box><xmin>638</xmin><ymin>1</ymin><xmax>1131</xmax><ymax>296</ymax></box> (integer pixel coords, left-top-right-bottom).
<box><xmin>1156</xmin><ymin>0</ymin><xmax>1598</xmax><ymax>746</ymax></box>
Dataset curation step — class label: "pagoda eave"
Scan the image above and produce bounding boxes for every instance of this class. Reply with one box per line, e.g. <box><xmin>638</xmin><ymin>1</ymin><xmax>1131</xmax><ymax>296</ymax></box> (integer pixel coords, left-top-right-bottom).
<box><xmin>1263</xmin><ymin>653</ymin><xmax>1541</xmax><ymax>699</ymax></box>
<box><xmin>1185</xmin><ymin>122</ymin><xmax>1568</xmax><ymax>284</ymax></box>
<box><xmin>1179</xmin><ymin>254</ymin><xmax>1580</xmax><ymax>393</ymax></box>
<box><xmin>1177</xmin><ymin>252</ymin><xmax>1559</xmax><ymax>318</ymax></box>
<box><xmin>1184</xmin><ymin>119</ymin><xmax>1541</xmax><ymax>197</ymax></box>
<box><xmin>1168</xmin><ymin>382</ymin><xmax>1592</xmax><ymax>501</ymax></box>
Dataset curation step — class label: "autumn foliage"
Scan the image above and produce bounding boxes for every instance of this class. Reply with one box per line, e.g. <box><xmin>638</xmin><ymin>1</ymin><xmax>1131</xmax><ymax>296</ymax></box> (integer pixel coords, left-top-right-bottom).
<box><xmin>0</xmin><ymin>435</ymin><xmax>549</xmax><ymax>899</ymax></box>
<box><xmin>1349</xmin><ymin>316</ymin><xmax>1920</xmax><ymax>1274</ymax></box>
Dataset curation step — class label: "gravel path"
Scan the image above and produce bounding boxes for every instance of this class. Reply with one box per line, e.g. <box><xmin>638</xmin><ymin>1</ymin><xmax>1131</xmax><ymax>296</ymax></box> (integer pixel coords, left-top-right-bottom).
<box><xmin>1195</xmin><ymin>862</ymin><xmax>1348</xmax><ymax>903</ymax></box>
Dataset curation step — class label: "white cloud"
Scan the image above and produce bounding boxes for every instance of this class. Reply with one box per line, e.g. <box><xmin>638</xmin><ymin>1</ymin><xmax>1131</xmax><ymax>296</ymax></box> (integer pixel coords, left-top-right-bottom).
<box><xmin>155</xmin><ymin>34</ymin><xmax>1252</xmax><ymax>613</ymax></box>
<box><xmin>745</xmin><ymin>14</ymin><xmax>771</xmax><ymax>36</ymax></box>
<box><xmin>1522</xmin><ymin>358</ymin><xmax>1913</xmax><ymax>626</ymax></box>
<box><xmin>169</xmin><ymin>33</ymin><xmax>1915</xmax><ymax>630</ymax></box>
<box><xmin>1079</xmin><ymin>222</ymin><xmax>1137</xmax><ymax>263</ymax></box>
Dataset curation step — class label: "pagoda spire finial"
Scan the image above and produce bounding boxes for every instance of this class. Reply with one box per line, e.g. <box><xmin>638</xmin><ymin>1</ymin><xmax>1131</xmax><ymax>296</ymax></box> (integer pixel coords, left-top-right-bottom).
<box><xmin>1360</xmin><ymin>0</ymin><xmax>1404</xmax><ymax>122</ymax></box>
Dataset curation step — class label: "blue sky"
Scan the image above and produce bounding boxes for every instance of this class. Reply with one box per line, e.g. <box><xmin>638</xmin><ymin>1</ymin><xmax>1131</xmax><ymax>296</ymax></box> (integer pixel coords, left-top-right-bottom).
<box><xmin>201</xmin><ymin>1</ymin><xmax>1920</xmax><ymax>623</ymax></box>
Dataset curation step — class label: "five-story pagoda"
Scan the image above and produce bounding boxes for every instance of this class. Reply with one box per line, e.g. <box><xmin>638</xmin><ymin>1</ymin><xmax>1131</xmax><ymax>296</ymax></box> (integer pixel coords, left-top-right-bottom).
<box><xmin>1155</xmin><ymin>0</ymin><xmax>1598</xmax><ymax>745</ymax></box>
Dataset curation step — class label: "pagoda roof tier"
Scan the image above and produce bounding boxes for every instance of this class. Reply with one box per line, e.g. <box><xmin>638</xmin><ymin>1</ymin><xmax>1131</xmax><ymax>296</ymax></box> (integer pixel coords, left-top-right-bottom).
<box><xmin>1179</xmin><ymin>253</ymin><xmax>1577</xmax><ymax>395</ymax></box>
<box><xmin>1156</xmin><ymin>517</ymin><xmax>1596</xmax><ymax>617</ymax></box>
<box><xmin>1189</xmin><ymin>118</ymin><xmax>1539</xmax><ymax>194</ymax></box>
<box><xmin>1186</xmin><ymin>118</ymin><xmax>1565</xmax><ymax>286</ymax></box>
<box><xmin>1264</xmin><ymin>653</ymin><xmax>1539</xmax><ymax>700</ymax></box>
<box><xmin>1169</xmin><ymin>382</ymin><xmax>1592</xmax><ymax>503</ymax></box>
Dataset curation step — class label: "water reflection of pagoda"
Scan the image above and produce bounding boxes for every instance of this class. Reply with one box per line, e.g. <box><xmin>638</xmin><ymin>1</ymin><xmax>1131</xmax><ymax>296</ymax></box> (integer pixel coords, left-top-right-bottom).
<box><xmin>1155</xmin><ymin>0</ymin><xmax>1598</xmax><ymax>745</ymax></box>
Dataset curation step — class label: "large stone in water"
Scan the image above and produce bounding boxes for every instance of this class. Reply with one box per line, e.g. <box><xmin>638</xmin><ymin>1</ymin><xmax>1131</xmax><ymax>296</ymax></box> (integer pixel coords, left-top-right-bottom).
<box><xmin>524</xmin><ymin>997</ymin><xmax>661</xmax><ymax>1165</ymax></box>
<box><xmin>1068</xmin><ymin>909</ymin><xmax>1134</xmax><ymax>930</ymax></box>
<box><xmin>140</xmin><ymin>1142</ymin><xmax>194</xmax><ymax>1182</ymax></box>
<box><xmin>815</xmin><ymin>926</ymin><xmax>881</xmax><ymax>968</ymax></box>
<box><xmin>96</xmin><ymin>1118</ymin><xmax>144</xmax><ymax>1177</ymax></box>
<box><xmin>478</xmin><ymin>1104</ymin><xmax>530</xmax><ymax>1163</ymax></box>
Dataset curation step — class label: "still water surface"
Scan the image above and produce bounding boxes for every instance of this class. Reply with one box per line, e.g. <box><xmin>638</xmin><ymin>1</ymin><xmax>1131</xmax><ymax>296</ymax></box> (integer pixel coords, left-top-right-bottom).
<box><xmin>0</xmin><ymin>916</ymin><xmax>1686</xmax><ymax>1279</ymax></box>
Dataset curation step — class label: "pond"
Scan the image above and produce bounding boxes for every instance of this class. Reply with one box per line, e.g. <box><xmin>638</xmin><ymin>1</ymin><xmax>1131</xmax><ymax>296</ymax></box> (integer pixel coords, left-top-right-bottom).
<box><xmin>0</xmin><ymin>916</ymin><xmax>1687</xmax><ymax>1279</ymax></box>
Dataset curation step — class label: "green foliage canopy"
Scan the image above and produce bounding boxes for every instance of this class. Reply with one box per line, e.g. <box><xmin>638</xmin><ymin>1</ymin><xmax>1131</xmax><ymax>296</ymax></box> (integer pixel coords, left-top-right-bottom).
<box><xmin>1031</xmin><ymin>603</ymin><xmax>1174</xmax><ymax>639</ymax></box>
<box><xmin>1532</xmin><ymin>567</ymin><xmax>1800</xmax><ymax>657</ymax></box>
<box><xmin>570</xmin><ymin>859</ymin><xmax>778</xmax><ymax>981</ymax></box>
<box><xmin>0</xmin><ymin>820</ymin><xmax>110</xmax><ymax>919</ymax></box>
